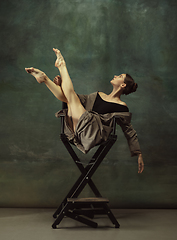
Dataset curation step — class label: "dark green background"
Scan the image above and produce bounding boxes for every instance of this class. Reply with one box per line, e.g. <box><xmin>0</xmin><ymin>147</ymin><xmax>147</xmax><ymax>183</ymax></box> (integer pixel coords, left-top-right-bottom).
<box><xmin>0</xmin><ymin>0</ymin><xmax>177</xmax><ymax>208</ymax></box>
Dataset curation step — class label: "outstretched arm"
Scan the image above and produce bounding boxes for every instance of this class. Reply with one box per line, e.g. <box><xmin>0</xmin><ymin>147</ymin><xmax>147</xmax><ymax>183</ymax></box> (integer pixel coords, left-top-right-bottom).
<box><xmin>118</xmin><ymin>121</ymin><xmax>144</xmax><ymax>173</ymax></box>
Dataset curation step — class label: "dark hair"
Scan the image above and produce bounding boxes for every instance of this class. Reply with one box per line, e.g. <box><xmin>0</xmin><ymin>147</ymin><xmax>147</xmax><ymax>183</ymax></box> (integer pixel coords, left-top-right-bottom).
<box><xmin>122</xmin><ymin>74</ymin><xmax>138</xmax><ymax>95</ymax></box>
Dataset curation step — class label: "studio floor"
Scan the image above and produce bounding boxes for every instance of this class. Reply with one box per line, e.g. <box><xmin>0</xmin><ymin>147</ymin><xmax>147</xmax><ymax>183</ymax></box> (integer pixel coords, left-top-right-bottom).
<box><xmin>0</xmin><ymin>208</ymin><xmax>176</xmax><ymax>240</ymax></box>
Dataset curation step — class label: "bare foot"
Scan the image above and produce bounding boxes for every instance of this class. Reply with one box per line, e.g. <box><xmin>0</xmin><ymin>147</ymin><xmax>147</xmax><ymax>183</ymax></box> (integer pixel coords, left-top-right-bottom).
<box><xmin>25</xmin><ymin>67</ymin><xmax>47</xmax><ymax>83</ymax></box>
<box><xmin>53</xmin><ymin>75</ymin><xmax>62</xmax><ymax>86</ymax></box>
<box><xmin>53</xmin><ymin>48</ymin><xmax>66</xmax><ymax>68</ymax></box>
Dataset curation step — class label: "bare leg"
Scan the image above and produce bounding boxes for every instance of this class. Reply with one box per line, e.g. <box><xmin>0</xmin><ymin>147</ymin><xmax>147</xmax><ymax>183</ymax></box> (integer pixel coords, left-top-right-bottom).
<box><xmin>53</xmin><ymin>48</ymin><xmax>86</xmax><ymax>131</ymax></box>
<box><xmin>25</xmin><ymin>68</ymin><xmax>75</xmax><ymax>131</ymax></box>
<box><xmin>25</xmin><ymin>67</ymin><xmax>67</xmax><ymax>103</ymax></box>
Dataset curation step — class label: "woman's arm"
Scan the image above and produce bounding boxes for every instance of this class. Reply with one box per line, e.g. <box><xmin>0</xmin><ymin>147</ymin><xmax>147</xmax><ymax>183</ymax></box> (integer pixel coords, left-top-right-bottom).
<box><xmin>119</xmin><ymin>121</ymin><xmax>144</xmax><ymax>173</ymax></box>
<box><xmin>119</xmin><ymin>122</ymin><xmax>141</xmax><ymax>156</ymax></box>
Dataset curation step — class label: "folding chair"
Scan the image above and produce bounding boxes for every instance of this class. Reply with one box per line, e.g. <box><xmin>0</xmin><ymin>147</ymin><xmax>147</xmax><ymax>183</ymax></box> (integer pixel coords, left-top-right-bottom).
<box><xmin>52</xmin><ymin>102</ymin><xmax>120</xmax><ymax>229</ymax></box>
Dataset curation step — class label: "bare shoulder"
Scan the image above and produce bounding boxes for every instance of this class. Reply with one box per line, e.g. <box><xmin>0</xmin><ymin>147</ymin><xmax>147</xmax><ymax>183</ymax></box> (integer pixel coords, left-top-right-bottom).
<box><xmin>118</xmin><ymin>100</ymin><xmax>128</xmax><ymax>107</ymax></box>
<box><xmin>98</xmin><ymin>92</ymin><xmax>107</xmax><ymax>98</ymax></box>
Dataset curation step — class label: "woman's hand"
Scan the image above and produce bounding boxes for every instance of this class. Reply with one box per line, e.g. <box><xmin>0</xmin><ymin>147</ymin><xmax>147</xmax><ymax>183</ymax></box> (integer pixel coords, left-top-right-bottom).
<box><xmin>138</xmin><ymin>154</ymin><xmax>144</xmax><ymax>173</ymax></box>
<box><xmin>53</xmin><ymin>75</ymin><xmax>62</xmax><ymax>86</ymax></box>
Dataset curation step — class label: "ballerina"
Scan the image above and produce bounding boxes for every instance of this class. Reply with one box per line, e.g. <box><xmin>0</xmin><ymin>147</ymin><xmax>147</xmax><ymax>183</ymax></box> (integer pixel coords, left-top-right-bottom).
<box><xmin>25</xmin><ymin>48</ymin><xmax>144</xmax><ymax>173</ymax></box>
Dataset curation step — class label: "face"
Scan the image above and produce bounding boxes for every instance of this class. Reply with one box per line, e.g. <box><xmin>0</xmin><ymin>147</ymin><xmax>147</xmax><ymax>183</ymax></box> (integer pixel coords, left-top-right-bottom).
<box><xmin>111</xmin><ymin>74</ymin><xmax>126</xmax><ymax>86</ymax></box>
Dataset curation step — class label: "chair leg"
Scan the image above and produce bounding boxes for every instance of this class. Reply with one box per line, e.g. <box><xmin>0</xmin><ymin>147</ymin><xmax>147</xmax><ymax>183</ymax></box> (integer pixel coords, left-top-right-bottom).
<box><xmin>103</xmin><ymin>203</ymin><xmax>120</xmax><ymax>228</ymax></box>
<box><xmin>52</xmin><ymin>134</ymin><xmax>119</xmax><ymax>228</ymax></box>
<box><xmin>53</xmin><ymin>139</ymin><xmax>106</xmax><ymax>219</ymax></box>
<box><xmin>52</xmin><ymin>203</ymin><xmax>70</xmax><ymax>228</ymax></box>
<box><xmin>61</xmin><ymin>134</ymin><xmax>104</xmax><ymax>197</ymax></box>
<box><xmin>69</xmin><ymin>139</ymin><xmax>117</xmax><ymax>199</ymax></box>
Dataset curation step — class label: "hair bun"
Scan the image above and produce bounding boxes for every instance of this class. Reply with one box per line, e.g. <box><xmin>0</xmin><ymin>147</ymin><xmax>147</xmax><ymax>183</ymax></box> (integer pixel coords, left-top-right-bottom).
<box><xmin>132</xmin><ymin>83</ymin><xmax>138</xmax><ymax>93</ymax></box>
<box><xmin>123</xmin><ymin>74</ymin><xmax>138</xmax><ymax>95</ymax></box>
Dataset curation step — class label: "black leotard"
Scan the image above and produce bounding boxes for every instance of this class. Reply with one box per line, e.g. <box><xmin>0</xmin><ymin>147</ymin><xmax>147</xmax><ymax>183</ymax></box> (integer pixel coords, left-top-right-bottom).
<box><xmin>92</xmin><ymin>92</ymin><xmax>129</xmax><ymax>114</ymax></box>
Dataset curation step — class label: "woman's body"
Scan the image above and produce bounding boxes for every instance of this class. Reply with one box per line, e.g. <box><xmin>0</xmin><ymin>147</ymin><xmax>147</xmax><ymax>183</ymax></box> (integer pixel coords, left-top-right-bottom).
<box><xmin>25</xmin><ymin>48</ymin><xmax>144</xmax><ymax>173</ymax></box>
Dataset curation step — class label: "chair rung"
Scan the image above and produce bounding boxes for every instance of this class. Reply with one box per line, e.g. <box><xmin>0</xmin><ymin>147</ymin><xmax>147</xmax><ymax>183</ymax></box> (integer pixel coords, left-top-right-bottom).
<box><xmin>67</xmin><ymin>197</ymin><xmax>109</xmax><ymax>204</ymax></box>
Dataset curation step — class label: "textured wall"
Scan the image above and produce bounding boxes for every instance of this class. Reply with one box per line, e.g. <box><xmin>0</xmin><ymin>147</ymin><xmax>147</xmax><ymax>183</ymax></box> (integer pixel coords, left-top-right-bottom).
<box><xmin>0</xmin><ymin>0</ymin><xmax>177</xmax><ymax>208</ymax></box>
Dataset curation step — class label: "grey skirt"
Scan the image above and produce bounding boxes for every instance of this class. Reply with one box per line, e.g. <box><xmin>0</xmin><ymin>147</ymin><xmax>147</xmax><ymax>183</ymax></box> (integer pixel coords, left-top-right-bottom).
<box><xmin>57</xmin><ymin>110</ymin><xmax>113</xmax><ymax>154</ymax></box>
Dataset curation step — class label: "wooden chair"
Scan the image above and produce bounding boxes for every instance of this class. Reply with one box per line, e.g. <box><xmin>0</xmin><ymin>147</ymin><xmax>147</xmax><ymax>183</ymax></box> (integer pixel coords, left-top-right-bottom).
<box><xmin>52</xmin><ymin>103</ymin><xmax>120</xmax><ymax>229</ymax></box>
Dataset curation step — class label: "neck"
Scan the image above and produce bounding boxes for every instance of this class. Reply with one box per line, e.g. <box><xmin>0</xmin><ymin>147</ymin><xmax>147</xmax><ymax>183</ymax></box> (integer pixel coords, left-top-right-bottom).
<box><xmin>108</xmin><ymin>87</ymin><xmax>123</xmax><ymax>101</ymax></box>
